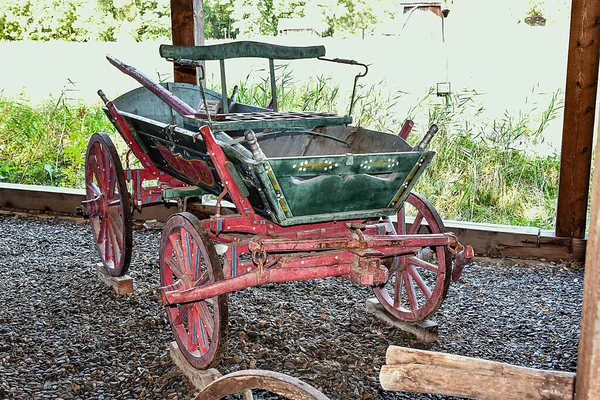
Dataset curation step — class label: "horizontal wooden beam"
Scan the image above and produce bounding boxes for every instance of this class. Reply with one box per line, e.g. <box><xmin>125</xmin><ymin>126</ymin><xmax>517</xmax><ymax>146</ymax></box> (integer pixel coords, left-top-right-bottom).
<box><xmin>0</xmin><ymin>183</ymin><xmax>586</xmax><ymax>261</ymax></box>
<box><xmin>380</xmin><ymin>346</ymin><xmax>575</xmax><ymax>400</ymax></box>
<box><xmin>0</xmin><ymin>182</ymin><xmax>175</xmax><ymax>222</ymax></box>
<box><xmin>442</xmin><ymin>220</ymin><xmax>586</xmax><ymax>261</ymax></box>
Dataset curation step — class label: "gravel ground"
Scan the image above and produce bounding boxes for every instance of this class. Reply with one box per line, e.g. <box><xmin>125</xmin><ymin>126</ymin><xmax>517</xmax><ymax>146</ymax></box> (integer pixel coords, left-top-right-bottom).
<box><xmin>0</xmin><ymin>213</ymin><xmax>584</xmax><ymax>399</ymax></box>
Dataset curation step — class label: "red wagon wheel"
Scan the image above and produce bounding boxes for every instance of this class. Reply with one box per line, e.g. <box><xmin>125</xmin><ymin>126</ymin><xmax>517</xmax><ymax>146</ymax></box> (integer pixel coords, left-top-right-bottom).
<box><xmin>373</xmin><ymin>192</ymin><xmax>451</xmax><ymax>322</ymax></box>
<box><xmin>85</xmin><ymin>132</ymin><xmax>132</xmax><ymax>277</ymax></box>
<box><xmin>195</xmin><ymin>369</ymin><xmax>330</xmax><ymax>400</ymax></box>
<box><xmin>160</xmin><ymin>212</ymin><xmax>228</xmax><ymax>369</ymax></box>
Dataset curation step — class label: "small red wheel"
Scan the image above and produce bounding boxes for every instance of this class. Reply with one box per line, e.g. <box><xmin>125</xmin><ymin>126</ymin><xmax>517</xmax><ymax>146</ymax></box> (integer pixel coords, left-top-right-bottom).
<box><xmin>160</xmin><ymin>212</ymin><xmax>228</xmax><ymax>369</ymax></box>
<box><xmin>85</xmin><ymin>132</ymin><xmax>132</xmax><ymax>277</ymax></box>
<box><xmin>373</xmin><ymin>193</ymin><xmax>451</xmax><ymax>322</ymax></box>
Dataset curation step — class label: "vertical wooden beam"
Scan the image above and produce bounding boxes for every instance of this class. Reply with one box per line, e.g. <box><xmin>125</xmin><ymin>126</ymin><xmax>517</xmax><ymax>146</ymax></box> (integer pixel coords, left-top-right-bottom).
<box><xmin>555</xmin><ymin>0</ymin><xmax>600</xmax><ymax>239</ymax></box>
<box><xmin>575</xmin><ymin>123</ymin><xmax>600</xmax><ymax>398</ymax></box>
<box><xmin>170</xmin><ymin>0</ymin><xmax>196</xmax><ymax>84</ymax></box>
<box><xmin>193</xmin><ymin>0</ymin><xmax>206</xmax><ymax>85</ymax></box>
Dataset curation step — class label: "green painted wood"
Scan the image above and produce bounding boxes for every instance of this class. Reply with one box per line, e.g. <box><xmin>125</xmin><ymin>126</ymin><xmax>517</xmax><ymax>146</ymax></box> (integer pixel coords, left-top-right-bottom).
<box><xmin>269</xmin><ymin>58</ymin><xmax>277</xmax><ymax>111</ymax></box>
<box><xmin>261</xmin><ymin>153</ymin><xmax>428</xmax><ymax>218</ymax></box>
<box><xmin>160</xmin><ymin>41</ymin><xmax>326</xmax><ymax>61</ymax></box>
<box><xmin>183</xmin><ymin>114</ymin><xmax>352</xmax><ymax>131</ymax></box>
<box><xmin>225</xmin><ymin>161</ymin><xmax>250</xmax><ymax>198</ymax></box>
<box><xmin>162</xmin><ymin>186</ymin><xmax>209</xmax><ymax>200</ymax></box>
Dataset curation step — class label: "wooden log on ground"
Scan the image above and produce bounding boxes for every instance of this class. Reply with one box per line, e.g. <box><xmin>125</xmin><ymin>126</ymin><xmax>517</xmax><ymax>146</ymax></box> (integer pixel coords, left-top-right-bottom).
<box><xmin>96</xmin><ymin>264</ymin><xmax>134</xmax><ymax>295</ymax></box>
<box><xmin>169</xmin><ymin>342</ymin><xmax>221</xmax><ymax>391</ymax></box>
<box><xmin>380</xmin><ymin>346</ymin><xmax>575</xmax><ymax>400</ymax></box>
<box><xmin>365</xmin><ymin>298</ymin><xmax>438</xmax><ymax>343</ymax></box>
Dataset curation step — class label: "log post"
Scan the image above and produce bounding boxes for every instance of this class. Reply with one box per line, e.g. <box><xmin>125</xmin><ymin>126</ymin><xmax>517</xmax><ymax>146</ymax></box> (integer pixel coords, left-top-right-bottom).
<box><xmin>575</xmin><ymin>104</ymin><xmax>600</xmax><ymax>399</ymax></box>
<box><xmin>380</xmin><ymin>346</ymin><xmax>575</xmax><ymax>399</ymax></box>
<box><xmin>555</xmin><ymin>0</ymin><xmax>600</xmax><ymax>239</ymax></box>
<box><xmin>170</xmin><ymin>0</ymin><xmax>196</xmax><ymax>84</ymax></box>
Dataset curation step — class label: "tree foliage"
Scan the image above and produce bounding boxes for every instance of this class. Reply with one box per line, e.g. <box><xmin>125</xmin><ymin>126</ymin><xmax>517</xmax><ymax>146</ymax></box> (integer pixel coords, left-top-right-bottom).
<box><xmin>0</xmin><ymin>0</ymin><xmax>402</xmax><ymax>41</ymax></box>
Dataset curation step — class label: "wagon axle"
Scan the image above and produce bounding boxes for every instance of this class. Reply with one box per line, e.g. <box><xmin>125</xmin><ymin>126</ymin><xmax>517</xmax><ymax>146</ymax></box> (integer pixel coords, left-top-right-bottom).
<box><xmin>160</xmin><ymin>230</ymin><xmax>472</xmax><ymax>306</ymax></box>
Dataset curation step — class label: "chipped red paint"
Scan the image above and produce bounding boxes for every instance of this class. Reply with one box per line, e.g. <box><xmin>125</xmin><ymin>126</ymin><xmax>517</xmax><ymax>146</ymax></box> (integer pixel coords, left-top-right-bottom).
<box><xmin>156</xmin><ymin>144</ymin><xmax>215</xmax><ymax>187</ymax></box>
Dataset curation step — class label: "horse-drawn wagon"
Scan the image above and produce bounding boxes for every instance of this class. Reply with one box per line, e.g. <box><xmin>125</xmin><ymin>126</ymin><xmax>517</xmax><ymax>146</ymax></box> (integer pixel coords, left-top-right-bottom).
<box><xmin>82</xmin><ymin>41</ymin><xmax>472</xmax><ymax>370</ymax></box>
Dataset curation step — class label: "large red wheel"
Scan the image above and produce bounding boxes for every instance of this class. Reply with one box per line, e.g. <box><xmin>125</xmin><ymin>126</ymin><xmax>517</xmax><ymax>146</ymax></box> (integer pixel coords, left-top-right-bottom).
<box><xmin>160</xmin><ymin>212</ymin><xmax>228</xmax><ymax>369</ymax></box>
<box><xmin>85</xmin><ymin>132</ymin><xmax>132</xmax><ymax>277</ymax></box>
<box><xmin>373</xmin><ymin>193</ymin><xmax>451</xmax><ymax>322</ymax></box>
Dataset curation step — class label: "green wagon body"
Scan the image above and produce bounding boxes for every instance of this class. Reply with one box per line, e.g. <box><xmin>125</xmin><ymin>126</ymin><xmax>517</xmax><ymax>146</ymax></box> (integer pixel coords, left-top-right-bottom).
<box><xmin>109</xmin><ymin>83</ymin><xmax>434</xmax><ymax>226</ymax></box>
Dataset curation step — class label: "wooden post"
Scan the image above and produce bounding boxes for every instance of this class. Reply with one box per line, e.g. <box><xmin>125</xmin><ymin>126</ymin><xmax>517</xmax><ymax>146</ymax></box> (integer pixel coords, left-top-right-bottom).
<box><xmin>193</xmin><ymin>0</ymin><xmax>206</xmax><ymax>85</ymax></box>
<box><xmin>555</xmin><ymin>0</ymin><xmax>600</xmax><ymax>239</ymax></box>
<box><xmin>575</xmin><ymin>115</ymin><xmax>600</xmax><ymax>398</ymax></box>
<box><xmin>170</xmin><ymin>0</ymin><xmax>196</xmax><ymax>84</ymax></box>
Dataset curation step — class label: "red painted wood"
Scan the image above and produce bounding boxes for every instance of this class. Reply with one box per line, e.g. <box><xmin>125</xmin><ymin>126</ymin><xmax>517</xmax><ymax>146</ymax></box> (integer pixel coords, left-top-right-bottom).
<box><xmin>159</xmin><ymin>212</ymin><xmax>227</xmax><ymax>369</ymax></box>
<box><xmin>373</xmin><ymin>193</ymin><xmax>452</xmax><ymax>322</ymax></box>
<box><xmin>162</xmin><ymin>264</ymin><xmax>353</xmax><ymax>305</ymax></box>
<box><xmin>197</xmin><ymin>125</ymin><xmax>257</xmax><ymax>219</ymax></box>
<box><xmin>85</xmin><ymin>133</ymin><xmax>132</xmax><ymax>276</ymax></box>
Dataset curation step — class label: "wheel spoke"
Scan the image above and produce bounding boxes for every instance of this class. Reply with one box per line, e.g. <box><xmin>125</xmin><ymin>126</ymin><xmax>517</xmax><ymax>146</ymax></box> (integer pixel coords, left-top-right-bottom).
<box><xmin>408</xmin><ymin>265</ymin><xmax>432</xmax><ymax>298</ymax></box>
<box><xmin>409</xmin><ymin>255</ymin><xmax>439</xmax><ymax>273</ymax></box>
<box><xmin>173</xmin><ymin>303</ymin><xmax>190</xmax><ymax>326</ymax></box>
<box><xmin>194</xmin><ymin>271</ymin><xmax>210</xmax><ymax>287</ymax></box>
<box><xmin>404</xmin><ymin>272</ymin><xmax>418</xmax><ymax>313</ymax></box>
<box><xmin>87</xmin><ymin>182</ymin><xmax>102</xmax><ymax>197</ymax></box>
<box><xmin>393</xmin><ymin>269</ymin><xmax>401</xmax><ymax>308</ymax></box>
<box><xmin>98</xmin><ymin>217</ymin><xmax>108</xmax><ymax>245</ymax></box>
<box><xmin>169</xmin><ymin>232</ymin><xmax>188</xmax><ymax>275</ymax></box>
<box><xmin>92</xmin><ymin>147</ymin><xmax>107</xmax><ymax>190</ymax></box>
<box><xmin>167</xmin><ymin>258</ymin><xmax>186</xmax><ymax>281</ymax></box>
<box><xmin>409</xmin><ymin>212</ymin><xmax>424</xmax><ymax>235</ymax></box>
<box><xmin>107</xmin><ymin>207</ymin><xmax>124</xmax><ymax>245</ymax></box>
<box><xmin>188</xmin><ymin>306</ymin><xmax>198</xmax><ymax>352</ymax></box>
<box><xmin>195</xmin><ymin>301</ymin><xmax>215</xmax><ymax>339</ymax></box>
<box><xmin>193</xmin><ymin>306</ymin><xmax>210</xmax><ymax>356</ymax></box>
<box><xmin>182</xmin><ymin>231</ymin><xmax>193</xmax><ymax>277</ymax></box>
<box><xmin>104</xmin><ymin>219</ymin><xmax>112</xmax><ymax>262</ymax></box>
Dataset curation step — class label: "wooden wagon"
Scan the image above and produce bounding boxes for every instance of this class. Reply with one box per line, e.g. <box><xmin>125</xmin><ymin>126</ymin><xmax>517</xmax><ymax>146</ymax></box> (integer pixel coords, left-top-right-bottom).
<box><xmin>81</xmin><ymin>41</ymin><xmax>473</xmax><ymax>369</ymax></box>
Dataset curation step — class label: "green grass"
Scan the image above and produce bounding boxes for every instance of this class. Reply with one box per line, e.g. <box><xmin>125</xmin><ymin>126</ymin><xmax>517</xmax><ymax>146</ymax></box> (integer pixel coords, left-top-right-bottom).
<box><xmin>0</xmin><ymin>78</ymin><xmax>563</xmax><ymax>229</ymax></box>
<box><xmin>0</xmin><ymin>93</ymin><xmax>114</xmax><ymax>187</ymax></box>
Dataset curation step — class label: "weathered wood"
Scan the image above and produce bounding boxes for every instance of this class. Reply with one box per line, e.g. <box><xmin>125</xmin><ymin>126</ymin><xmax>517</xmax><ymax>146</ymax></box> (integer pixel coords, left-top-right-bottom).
<box><xmin>195</xmin><ymin>369</ymin><xmax>330</xmax><ymax>400</ymax></box>
<box><xmin>0</xmin><ymin>182</ymin><xmax>85</xmax><ymax>215</ymax></box>
<box><xmin>0</xmin><ymin>183</ymin><xmax>588</xmax><ymax>260</ymax></box>
<box><xmin>555</xmin><ymin>0</ymin><xmax>600</xmax><ymax>239</ymax></box>
<box><xmin>365</xmin><ymin>298</ymin><xmax>438</xmax><ymax>343</ymax></box>
<box><xmin>160</xmin><ymin>41</ymin><xmax>326</xmax><ymax>61</ymax></box>
<box><xmin>381</xmin><ymin>346</ymin><xmax>575</xmax><ymax>399</ymax></box>
<box><xmin>169</xmin><ymin>341</ymin><xmax>221</xmax><ymax>391</ymax></box>
<box><xmin>96</xmin><ymin>264</ymin><xmax>133</xmax><ymax>295</ymax></box>
<box><xmin>442</xmin><ymin>220</ymin><xmax>586</xmax><ymax>261</ymax></box>
<box><xmin>193</xmin><ymin>0</ymin><xmax>205</xmax><ymax>85</ymax></box>
<box><xmin>170</xmin><ymin>0</ymin><xmax>196</xmax><ymax>84</ymax></box>
<box><xmin>575</xmin><ymin>89</ymin><xmax>600</xmax><ymax>399</ymax></box>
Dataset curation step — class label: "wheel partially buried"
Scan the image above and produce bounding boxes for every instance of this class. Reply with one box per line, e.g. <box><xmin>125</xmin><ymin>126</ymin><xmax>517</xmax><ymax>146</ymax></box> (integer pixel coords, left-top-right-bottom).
<box><xmin>374</xmin><ymin>193</ymin><xmax>452</xmax><ymax>322</ymax></box>
<box><xmin>160</xmin><ymin>212</ymin><xmax>228</xmax><ymax>369</ymax></box>
<box><xmin>85</xmin><ymin>132</ymin><xmax>132</xmax><ymax>277</ymax></box>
